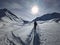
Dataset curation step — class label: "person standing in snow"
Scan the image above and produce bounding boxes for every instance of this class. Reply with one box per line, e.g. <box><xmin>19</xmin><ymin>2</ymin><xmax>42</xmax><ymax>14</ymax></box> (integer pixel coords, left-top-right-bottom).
<box><xmin>34</xmin><ymin>21</ymin><xmax>37</xmax><ymax>30</ymax></box>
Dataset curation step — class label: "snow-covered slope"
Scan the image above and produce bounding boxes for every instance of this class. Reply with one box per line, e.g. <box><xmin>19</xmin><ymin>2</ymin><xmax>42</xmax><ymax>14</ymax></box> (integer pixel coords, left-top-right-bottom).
<box><xmin>1</xmin><ymin>21</ymin><xmax>60</xmax><ymax>45</ymax></box>
<box><xmin>0</xmin><ymin>8</ymin><xmax>24</xmax><ymax>37</ymax></box>
<box><xmin>0</xmin><ymin>12</ymin><xmax>60</xmax><ymax>45</ymax></box>
<box><xmin>0</xmin><ymin>8</ymin><xmax>19</xmax><ymax>22</ymax></box>
<box><xmin>38</xmin><ymin>22</ymin><xmax>60</xmax><ymax>45</ymax></box>
<box><xmin>0</xmin><ymin>23</ymin><xmax>34</xmax><ymax>45</ymax></box>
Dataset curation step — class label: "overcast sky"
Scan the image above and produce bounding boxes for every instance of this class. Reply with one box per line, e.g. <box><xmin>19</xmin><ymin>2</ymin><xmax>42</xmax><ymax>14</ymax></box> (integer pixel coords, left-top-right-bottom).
<box><xmin>0</xmin><ymin>0</ymin><xmax>60</xmax><ymax>21</ymax></box>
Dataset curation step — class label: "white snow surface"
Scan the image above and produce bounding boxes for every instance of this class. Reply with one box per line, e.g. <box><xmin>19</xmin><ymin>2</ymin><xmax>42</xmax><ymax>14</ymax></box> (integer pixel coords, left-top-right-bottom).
<box><xmin>0</xmin><ymin>20</ymin><xmax>60</xmax><ymax>45</ymax></box>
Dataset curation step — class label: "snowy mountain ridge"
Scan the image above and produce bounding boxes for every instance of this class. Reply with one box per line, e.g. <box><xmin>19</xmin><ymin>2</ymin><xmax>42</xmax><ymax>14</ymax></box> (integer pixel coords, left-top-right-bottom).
<box><xmin>33</xmin><ymin>12</ymin><xmax>60</xmax><ymax>23</ymax></box>
<box><xmin>0</xmin><ymin>8</ymin><xmax>19</xmax><ymax>22</ymax></box>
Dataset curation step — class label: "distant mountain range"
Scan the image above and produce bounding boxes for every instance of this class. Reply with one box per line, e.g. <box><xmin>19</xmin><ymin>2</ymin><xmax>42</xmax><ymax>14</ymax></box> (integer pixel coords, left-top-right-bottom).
<box><xmin>33</xmin><ymin>12</ymin><xmax>60</xmax><ymax>23</ymax></box>
<box><xmin>0</xmin><ymin>8</ymin><xmax>60</xmax><ymax>23</ymax></box>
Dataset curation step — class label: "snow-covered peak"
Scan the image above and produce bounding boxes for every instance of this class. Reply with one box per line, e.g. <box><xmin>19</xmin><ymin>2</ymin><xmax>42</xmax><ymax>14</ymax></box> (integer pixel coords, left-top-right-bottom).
<box><xmin>0</xmin><ymin>8</ymin><xmax>19</xmax><ymax>22</ymax></box>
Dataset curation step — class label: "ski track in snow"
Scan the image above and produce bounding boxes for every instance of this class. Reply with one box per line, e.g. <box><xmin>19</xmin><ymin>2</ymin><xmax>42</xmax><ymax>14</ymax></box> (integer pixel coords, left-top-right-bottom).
<box><xmin>0</xmin><ymin>21</ymin><xmax>60</xmax><ymax>45</ymax></box>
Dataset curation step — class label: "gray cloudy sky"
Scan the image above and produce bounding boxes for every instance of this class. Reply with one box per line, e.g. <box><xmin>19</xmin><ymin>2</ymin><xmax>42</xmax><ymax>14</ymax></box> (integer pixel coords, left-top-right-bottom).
<box><xmin>0</xmin><ymin>0</ymin><xmax>60</xmax><ymax>21</ymax></box>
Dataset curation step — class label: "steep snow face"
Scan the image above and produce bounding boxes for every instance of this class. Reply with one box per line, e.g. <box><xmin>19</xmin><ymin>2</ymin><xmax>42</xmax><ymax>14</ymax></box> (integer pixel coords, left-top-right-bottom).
<box><xmin>1</xmin><ymin>21</ymin><xmax>60</xmax><ymax>45</ymax></box>
<box><xmin>0</xmin><ymin>8</ymin><xmax>18</xmax><ymax>21</ymax></box>
<box><xmin>0</xmin><ymin>8</ymin><xmax>23</xmax><ymax>24</ymax></box>
<box><xmin>0</xmin><ymin>8</ymin><xmax>24</xmax><ymax>37</ymax></box>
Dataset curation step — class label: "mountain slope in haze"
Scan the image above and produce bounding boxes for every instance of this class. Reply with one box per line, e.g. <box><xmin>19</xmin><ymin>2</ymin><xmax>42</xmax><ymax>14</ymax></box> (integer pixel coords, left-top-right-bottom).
<box><xmin>19</xmin><ymin>17</ymin><xmax>29</xmax><ymax>24</ymax></box>
<box><xmin>0</xmin><ymin>8</ymin><xmax>24</xmax><ymax>37</ymax></box>
<box><xmin>33</xmin><ymin>12</ymin><xmax>60</xmax><ymax>23</ymax></box>
<box><xmin>0</xmin><ymin>8</ymin><xmax>19</xmax><ymax>22</ymax></box>
<box><xmin>0</xmin><ymin>8</ymin><xmax>30</xmax><ymax>37</ymax></box>
<box><xmin>0</xmin><ymin>8</ymin><xmax>29</xmax><ymax>24</ymax></box>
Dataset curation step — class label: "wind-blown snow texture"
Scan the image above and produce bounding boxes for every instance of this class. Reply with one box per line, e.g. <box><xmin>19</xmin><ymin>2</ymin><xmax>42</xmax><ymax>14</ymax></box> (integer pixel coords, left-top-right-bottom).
<box><xmin>0</xmin><ymin>9</ymin><xmax>60</xmax><ymax>45</ymax></box>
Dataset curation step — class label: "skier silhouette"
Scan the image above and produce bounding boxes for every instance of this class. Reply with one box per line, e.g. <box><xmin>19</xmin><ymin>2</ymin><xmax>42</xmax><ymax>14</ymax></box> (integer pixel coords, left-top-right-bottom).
<box><xmin>34</xmin><ymin>21</ymin><xmax>37</xmax><ymax>30</ymax></box>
